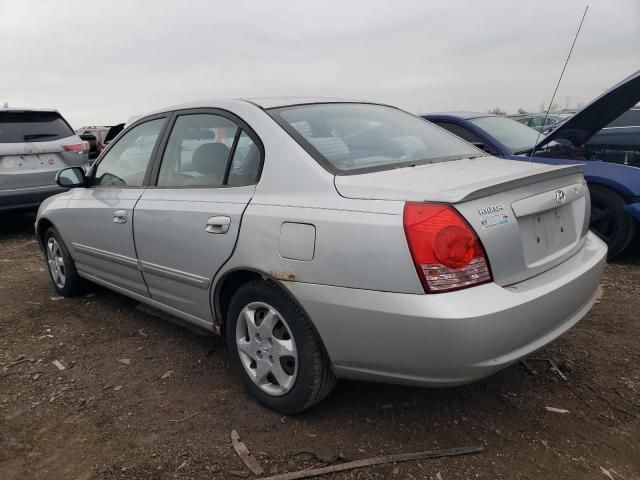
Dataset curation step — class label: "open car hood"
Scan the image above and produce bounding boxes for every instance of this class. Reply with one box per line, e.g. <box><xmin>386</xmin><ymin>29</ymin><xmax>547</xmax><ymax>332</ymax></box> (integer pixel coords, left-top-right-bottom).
<box><xmin>536</xmin><ymin>69</ymin><xmax>640</xmax><ymax>150</ymax></box>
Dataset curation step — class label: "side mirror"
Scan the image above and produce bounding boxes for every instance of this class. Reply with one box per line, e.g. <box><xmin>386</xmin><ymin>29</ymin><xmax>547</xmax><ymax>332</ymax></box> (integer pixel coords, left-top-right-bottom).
<box><xmin>56</xmin><ymin>167</ymin><xmax>86</xmax><ymax>188</ymax></box>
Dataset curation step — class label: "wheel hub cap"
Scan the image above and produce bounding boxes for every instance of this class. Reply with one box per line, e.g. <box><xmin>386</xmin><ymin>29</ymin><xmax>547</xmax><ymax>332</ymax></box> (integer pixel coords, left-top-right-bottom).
<box><xmin>235</xmin><ymin>302</ymin><xmax>298</xmax><ymax>396</ymax></box>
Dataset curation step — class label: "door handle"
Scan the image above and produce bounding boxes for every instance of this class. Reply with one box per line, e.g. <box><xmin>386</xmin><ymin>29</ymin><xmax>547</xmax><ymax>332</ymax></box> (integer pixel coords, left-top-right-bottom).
<box><xmin>206</xmin><ymin>216</ymin><xmax>231</xmax><ymax>234</ymax></box>
<box><xmin>113</xmin><ymin>209</ymin><xmax>128</xmax><ymax>224</ymax></box>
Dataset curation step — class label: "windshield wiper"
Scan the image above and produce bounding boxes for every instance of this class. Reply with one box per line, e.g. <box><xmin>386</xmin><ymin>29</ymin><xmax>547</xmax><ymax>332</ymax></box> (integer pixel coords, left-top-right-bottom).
<box><xmin>23</xmin><ymin>133</ymin><xmax>58</xmax><ymax>141</ymax></box>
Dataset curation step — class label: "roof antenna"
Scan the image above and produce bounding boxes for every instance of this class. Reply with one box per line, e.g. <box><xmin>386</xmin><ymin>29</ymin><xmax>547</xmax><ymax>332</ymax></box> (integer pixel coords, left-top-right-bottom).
<box><xmin>529</xmin><ymin>4</ymin><xmax>589</xmax><ymax>162</ymax></box>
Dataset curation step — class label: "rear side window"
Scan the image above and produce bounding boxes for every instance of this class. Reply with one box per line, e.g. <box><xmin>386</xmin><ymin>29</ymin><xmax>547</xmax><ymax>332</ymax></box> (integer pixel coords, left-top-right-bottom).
<box><xmin>0</xmin><ymin>111</ymin><xmax>75</xmax><ymax>143</ymax></box>
<box><xmin>157</xmin><ymin>114</ymin><xmax>238</xmax><ymax>188</ymax></box>
<box><xmin>269</xmin><ymin>103</ymin><xmax>484</xmax><ymax>174</ymax></box>
<box><xmin>156</xmin><ymin>114</ymin><xmax>262</xmax><ymax>188</ymax></box>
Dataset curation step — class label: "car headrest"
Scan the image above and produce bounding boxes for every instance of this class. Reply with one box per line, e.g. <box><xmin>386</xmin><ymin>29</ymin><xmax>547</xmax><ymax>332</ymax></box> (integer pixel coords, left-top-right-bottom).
<box><xmin>192</xmin><ymin>143</ymin><xmax>229</xmax><ymax>175</ymax></box>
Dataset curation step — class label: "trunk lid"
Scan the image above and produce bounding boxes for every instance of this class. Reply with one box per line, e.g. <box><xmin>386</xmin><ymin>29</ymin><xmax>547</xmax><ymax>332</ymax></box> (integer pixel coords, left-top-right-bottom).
<box><xmin>335</xmin><ymin>157</ymin><xmax>589</xmax><ymax>286</ymax></box>
<box><xmin>536</xmin><ymin>69</ymin><xmax>640</xmax><ymax>150</ymax></box>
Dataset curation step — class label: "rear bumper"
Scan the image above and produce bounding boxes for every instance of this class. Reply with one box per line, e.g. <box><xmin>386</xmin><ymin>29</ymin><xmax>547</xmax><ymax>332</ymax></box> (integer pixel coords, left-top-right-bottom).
<box><xmin>0</xmin><ymin>185</ymin><xmax>66</xmax><ymax>211</ymax></box>
<box><xmin>285</xmin><ymin>232</ymin><xmax>607</xmax><ymax>387</ymax></box>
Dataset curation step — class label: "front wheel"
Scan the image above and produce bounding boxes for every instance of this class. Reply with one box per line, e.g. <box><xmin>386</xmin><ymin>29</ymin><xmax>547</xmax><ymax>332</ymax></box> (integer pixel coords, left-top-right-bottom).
<box><xmin>589</xmin><ymin>185</ymin><xmax>636</xmax><ymax>259</ymax></box>
<box><xmin>44</xmin><ymin>227</ymin><xmax>88</xmax><ymax>296</ymax></box>
<box><xmin>226</xmin><ymin>280</ymin><xmax>336</xmax><ymax>414</ymax></box>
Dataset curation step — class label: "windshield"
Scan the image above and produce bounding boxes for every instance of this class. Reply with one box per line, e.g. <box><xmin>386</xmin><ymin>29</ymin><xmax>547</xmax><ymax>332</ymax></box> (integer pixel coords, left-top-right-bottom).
<box><xmin>0</xmin><ymin>111</ymin><xmax>74</xmax><ymax>143</ymax></box>
<box><xmin>469</xmin><ymin>116</ymin><xmax>543</xmax><ymax>154</ymax></box>
<box><xmin>269</xmin><ymin>103</ymin><xmax>485</xmax><ymax>173</ymax></box>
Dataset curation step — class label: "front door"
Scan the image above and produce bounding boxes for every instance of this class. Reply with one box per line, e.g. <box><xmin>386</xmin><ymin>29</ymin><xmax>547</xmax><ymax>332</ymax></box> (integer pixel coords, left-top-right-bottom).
<box><xmin>133</xmin><ymin>111</ymin><xmax>263</xmax><ymax>321</ymax></box>
<box><xmin>64</xmin><ymin>117</ymin><xmax>167</xmax><ymax>296</ymax></box>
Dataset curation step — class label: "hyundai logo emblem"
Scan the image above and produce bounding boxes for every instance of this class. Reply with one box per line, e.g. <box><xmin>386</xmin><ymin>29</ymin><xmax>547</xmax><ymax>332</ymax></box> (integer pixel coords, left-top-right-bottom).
<box><xmin>24</xmin><ymin>144</ymin><xmax>33</xmax><ymax>153</ymax></box>
<box><xmin>555</xmin><ymin>190</ymin><xmax>566</xmax><ymax>204</ymax></box>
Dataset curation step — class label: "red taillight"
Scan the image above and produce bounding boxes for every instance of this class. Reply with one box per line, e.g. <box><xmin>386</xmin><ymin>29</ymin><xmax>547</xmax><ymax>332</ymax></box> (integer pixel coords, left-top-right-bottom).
<box><xmin>403</xmin><ymin>202</ymin><xmax>492</xmax><ymax>293</ymax></box>
<box><xmin>63</xmin><ymin>142</ymin><xmax>89</xmax><ymax>154</ymax></box>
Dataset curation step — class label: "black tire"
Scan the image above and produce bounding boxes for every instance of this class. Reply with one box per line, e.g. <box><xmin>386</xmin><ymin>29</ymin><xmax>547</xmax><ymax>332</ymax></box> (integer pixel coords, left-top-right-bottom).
<box><xmin>44</xmin><ymin>227</ymin><xmax>88</xmax><ymax>296</ymax></box>
<box><xmin>226</xmin><ymin>280</ymin><xmax>336</xmax><ymax>414</ymax></box>
<box><xmin>588</xmin><ymin>185</ymin><xmax>636</xmax><ymax>259</ymax></box>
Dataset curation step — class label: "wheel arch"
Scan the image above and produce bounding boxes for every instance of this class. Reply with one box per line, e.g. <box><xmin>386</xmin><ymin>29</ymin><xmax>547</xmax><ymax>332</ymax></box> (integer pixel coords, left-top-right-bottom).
<box><xmin>585</xmin><ymin>175</ymin><xmax>638</xmax><ymax>201</ymax></box>
<box><xmin>212</xmin><ymin>267</ymin><xmax>330</xmax><ymax>357</ymax></box>
<box><xmin>35</xmin><ymin>217</ymin><xmax>54</xmax><ymax>252</ymax></box>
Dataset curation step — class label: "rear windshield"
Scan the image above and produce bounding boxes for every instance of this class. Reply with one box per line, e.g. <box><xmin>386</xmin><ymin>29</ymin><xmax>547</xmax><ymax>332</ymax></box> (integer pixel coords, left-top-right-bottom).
<box><xmin>0</xmin><ymin>111</ymin><xmax>74</xmax><ymax>143</ymax></box>
<box><xmin>269</xmin><ymin>103</ymin><xmax>484</xmax><ymax>174</ymax></box>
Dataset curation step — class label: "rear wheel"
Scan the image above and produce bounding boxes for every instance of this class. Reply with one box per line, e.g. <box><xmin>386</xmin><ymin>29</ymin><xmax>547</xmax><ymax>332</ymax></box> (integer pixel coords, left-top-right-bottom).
<box><xmin>44</xmin><ymin>227</ymin><xmax>88</xmax><ymax>296</ymax></box>
<box><xmin>226</xmin><ymin>280</ymin><xmax>335</xmax><ymax>414</ymax></box>
<box><xmin>589</xmin><ymin>184</ymin><xmax>636</xmax><ymax>259</ymax></box>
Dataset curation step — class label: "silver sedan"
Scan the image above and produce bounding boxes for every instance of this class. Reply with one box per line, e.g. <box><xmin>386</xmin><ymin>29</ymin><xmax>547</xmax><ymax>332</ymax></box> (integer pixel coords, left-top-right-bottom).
<box><xmin>36</xmin><ymin>98</ymin><xmax>607</xmax><ymax>413</ymax></box>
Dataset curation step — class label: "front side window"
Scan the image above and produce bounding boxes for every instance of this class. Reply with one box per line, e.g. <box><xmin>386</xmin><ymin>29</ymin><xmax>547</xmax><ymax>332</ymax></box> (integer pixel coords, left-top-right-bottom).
<box><xmin>93</xmin><ymin>118</ymin><xmax>164</xmax><ymax>187</ymax></box>
<box><xmin>468</xmin><ymin>116</ymin><xmax>543</xmax><ymax>154</ymax></box>
<box><xmin>269</xmin><ymin>103</ymin><xmax>484</xmax><ymax>174</ymax></box>
<box><xmin>434</xmin><ymin>121</ymin><xmax>499</xmax><ymax>156</ymax></box>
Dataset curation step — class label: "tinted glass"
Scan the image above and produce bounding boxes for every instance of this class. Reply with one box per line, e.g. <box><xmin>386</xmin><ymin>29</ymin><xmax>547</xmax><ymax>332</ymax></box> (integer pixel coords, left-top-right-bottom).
<box><xmin>157</xmin><ymin>114</ymin><xmax>238</xmax><ymax>187</ymax></box>
<box><xmin>468</xmin><ymin>116</ymin><xmax>542</xmax><ymax>153</ymax></box>
<box><xmin>0</xmin><ymin>111</ymin><xmax>74</xmax><ymax>143</ymax></box>
<box><xmin>434</xmin><ymin>122</ymin><xmax>483</xmax><ymax>143</ymax></box>
<box><xmin>434</xmin><ymin>121</ymin><xmax>499</xmax><ymax>156</ymax></box>
<box><xmin>227</xmin><ymin>131</ymin><xmax>261</xmax><ymax>187</ymax></box>
<box><xmin>270</xmin><ymin>103</ymin><xmax>484</xmax><ymax>173</ymax></box>
<box><xmin>94</xmin><ymin>118</ymin><xmax>164</xmax><ymax>187</ymax></box>
<box><xmin>605</xmin><ymin>109</ymin><xmax>640</xmax><ymax>128</ymax></box>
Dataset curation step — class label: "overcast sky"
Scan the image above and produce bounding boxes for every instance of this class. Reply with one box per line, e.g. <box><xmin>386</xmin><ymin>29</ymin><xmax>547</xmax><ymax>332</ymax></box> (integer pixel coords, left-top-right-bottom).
<box><xmin>1</xmin><ymin>0</ymin><xmax>638</xmax><ymax>128</ymax></box>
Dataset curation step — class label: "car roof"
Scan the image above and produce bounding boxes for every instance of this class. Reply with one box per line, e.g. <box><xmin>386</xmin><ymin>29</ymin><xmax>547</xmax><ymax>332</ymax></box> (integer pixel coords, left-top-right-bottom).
<box><xmin>0</xmin><ymin>106</ymin><xmax>59</xmax><ymax>113</ymax></box>
<box><xmin>140</xmin><ymin>97</ymin><xmax>374</xmax><ymax>118</ymax></box>
<box><xmin>241</xmin><ymin>96</ymin><xmax>362</xmax><ymax>109</ymax></box>
<box><xmin>423</xmin><ymin>111</ymin><xmax>496</xmax><ymax>120</ymax></box>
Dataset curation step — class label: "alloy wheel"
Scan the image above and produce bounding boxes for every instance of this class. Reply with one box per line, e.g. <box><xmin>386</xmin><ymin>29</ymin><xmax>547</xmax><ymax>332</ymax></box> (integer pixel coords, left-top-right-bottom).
<box><xmin>46</xmin><ymin>237</ymin><xmax>66</xmax><ymax>289</ymax></box>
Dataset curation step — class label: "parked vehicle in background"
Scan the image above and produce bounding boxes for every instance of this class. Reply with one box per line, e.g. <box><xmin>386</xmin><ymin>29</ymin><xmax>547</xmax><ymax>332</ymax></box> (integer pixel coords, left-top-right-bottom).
<box><xmin>509</xmin><ymin>113</ymin><xmax>572</xmax><ymax>133</ymax></box>
<box><xmin>76</xmin><ymin>126</ymin><xmax>110</xmax><ymax>159</ymax></box>
<box><xmin>0</xmin><ymin>106</ymin><xmax>89</xmax><ymax>212</ymax></box>
<box><xmin>587</xmin><ymin>106</ymin><xmax>640</xmax><ymax>167</ymax></box>
<box><xmin>36</xmin><ymin>97</ymin><xmax>606</xmax><ymax>413</ymax></box>
<box><xmin>103</xmin><ymin>123</ymin><xmax>125</xmax><ymax>147</ymax></box>
<box><xmin>423</xmin><ymin>69</ymin><xmax>640</xmax><ymax>259</ymax></box>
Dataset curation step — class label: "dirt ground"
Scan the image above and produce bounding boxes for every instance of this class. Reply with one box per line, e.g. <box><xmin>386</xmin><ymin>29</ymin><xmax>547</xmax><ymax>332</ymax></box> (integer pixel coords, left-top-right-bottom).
<box><xmin>1</xmin><ymin>211</ymin><xmax>638</xmax><ymax>480</ymax></box>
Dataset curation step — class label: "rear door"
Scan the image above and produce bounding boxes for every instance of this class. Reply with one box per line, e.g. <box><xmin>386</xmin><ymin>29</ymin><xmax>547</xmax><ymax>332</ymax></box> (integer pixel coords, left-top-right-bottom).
<box><xmin>133</xmin><ymin>109</ymin><xmax>263</xmax><ymax>322</ymax></box>
<box><xmin>63</xmin><ymin>116</ymin><xmax>167</xmax><ymax>296</ymax></box>
<box><xmin>0</xmin><ymin>110</ymin><xmax>87</xmax><ymax>191</ymax></box>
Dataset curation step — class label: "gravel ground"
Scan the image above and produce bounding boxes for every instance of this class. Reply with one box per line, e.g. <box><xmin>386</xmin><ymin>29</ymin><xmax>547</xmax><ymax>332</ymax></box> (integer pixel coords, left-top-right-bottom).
<box><xmin>1</xmin><ymin>211</ymin><xmax>639</xmax><ymax>480</ymax></box>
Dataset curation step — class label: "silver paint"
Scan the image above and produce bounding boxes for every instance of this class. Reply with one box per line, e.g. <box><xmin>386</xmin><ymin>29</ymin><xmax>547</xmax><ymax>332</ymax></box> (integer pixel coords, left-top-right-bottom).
<box><xmin>36</xmin><ymin>98</ymin><xmax>607</xmax><ymax>389</ymax></box>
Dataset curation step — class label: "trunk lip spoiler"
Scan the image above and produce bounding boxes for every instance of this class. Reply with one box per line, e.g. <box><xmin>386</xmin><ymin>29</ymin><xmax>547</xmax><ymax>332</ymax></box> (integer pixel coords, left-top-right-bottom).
<box><xmin>437</xmin><ymin>164</ymin><xmax>584</xmax><ymax>203</ymax></box>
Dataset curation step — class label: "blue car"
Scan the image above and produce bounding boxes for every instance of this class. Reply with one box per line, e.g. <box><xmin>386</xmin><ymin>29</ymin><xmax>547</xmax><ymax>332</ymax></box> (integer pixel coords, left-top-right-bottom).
<box><xmin>423</xmin><ymin>70</ymin><xmax>640</xmax><ymax>258</ymax></box>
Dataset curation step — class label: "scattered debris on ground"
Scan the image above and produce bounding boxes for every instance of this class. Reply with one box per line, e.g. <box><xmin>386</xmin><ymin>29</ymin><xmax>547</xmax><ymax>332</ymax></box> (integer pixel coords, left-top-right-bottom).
<box><xmin>1</xmin><ymin>212</ymin><xmax>639</xmax><ymax>479</ymax></box>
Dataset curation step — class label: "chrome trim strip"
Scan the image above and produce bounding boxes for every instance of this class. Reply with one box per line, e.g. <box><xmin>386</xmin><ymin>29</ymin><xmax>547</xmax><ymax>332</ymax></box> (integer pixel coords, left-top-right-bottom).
<box><xmin>140</xmin><ymin>261</ymin><xmax>210</xmax><ymax>289</ymax></box>
<box><xmin>72</xmin><ymin>243</ymin><xmax>139</xmax><ymax>269</ymax></box>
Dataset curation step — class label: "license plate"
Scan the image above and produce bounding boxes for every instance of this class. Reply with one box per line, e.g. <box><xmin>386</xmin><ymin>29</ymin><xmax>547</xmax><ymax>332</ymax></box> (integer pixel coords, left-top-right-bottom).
<box><xmin>533</xmin><ymin>207</ymin><xmax>567</xmax><ymax>251</ymax></box>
